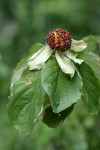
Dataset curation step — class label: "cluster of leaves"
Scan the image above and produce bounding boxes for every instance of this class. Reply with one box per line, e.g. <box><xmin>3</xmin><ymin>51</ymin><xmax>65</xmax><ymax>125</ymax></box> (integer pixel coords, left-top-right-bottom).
<box><xmin>7</xmin><ymin>36</ymin><xmax>100</xmax><ymax>136</ymax></box>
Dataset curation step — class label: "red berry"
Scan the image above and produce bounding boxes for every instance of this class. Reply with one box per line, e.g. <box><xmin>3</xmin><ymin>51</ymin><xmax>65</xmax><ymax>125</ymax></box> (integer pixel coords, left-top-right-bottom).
<box><xmin>46</xmin><ymin>28</ymin><xmax>72</xmax><ymax>52</ymax></box>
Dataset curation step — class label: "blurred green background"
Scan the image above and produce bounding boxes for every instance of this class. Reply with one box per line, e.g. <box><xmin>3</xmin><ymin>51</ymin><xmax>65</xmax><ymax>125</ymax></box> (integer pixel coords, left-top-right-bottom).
<box><xmin>0</xmin><ymin>0</ymin><xmax>100</xmax><ymax>150</ymax></box>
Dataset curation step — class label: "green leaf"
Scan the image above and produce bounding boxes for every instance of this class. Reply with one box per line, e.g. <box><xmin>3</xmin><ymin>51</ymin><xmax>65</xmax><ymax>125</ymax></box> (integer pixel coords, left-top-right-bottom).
<box><xmin>11</xmin><ymin>43</ymin><xmax>43</xmax><ymax>88</ymax></box>
<box><xmin>28</xmin><ymin>42</ymin><xmax>43</xmax><ymax>57</ymax></box>
<box><xmin>7</xmin><ymin>43</ymin><xmax>44</xmax><ymax>136</ymax></box>
<box><xmin>41</xmin><ymin>57</ymin><xmax>83</xmax><ymax>113</ymax></box>
<box><xmin>11</xmin><ymin>58</ymin><xmax>28</xmax><ymax>88</ymax></box>
<box><xmin>42</xmin><ymin>104</ymin><xmax>75</xmax><ymax>128</ymax></box>
<box><xmin>82</xmin><ymin>35</ymin><xmax>99</xmax><ymax>54</ymax></box>
<box><xmin>7</xmin><ymin>69</ymin><xmax>45</xmax><ymax>136</ymax></box>
<box><xmin>96</xmin><ymin>36</ymin><xmax>100</xmax><ymax>56</ymax></box>
<box><xmin>79</xmin><ymin>62</ymin><xmax>100</xmax><ymax>114</ymax></box>
<box><xmin>79</xmin><ymin>52</ymin><xmax>100</xmax><ymax>81</ymax></box>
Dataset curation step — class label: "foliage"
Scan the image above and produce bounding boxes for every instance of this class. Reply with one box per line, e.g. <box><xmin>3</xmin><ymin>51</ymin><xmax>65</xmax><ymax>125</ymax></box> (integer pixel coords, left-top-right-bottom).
<box><xmin>0</xmin><ymin>0</ymin><xmax>100</xmax><ymax>150</ymax></box>
<box><xmin>7</xmin><ymin>36</ymin><xmax>100</xmax><ymax>137</ymax></box>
